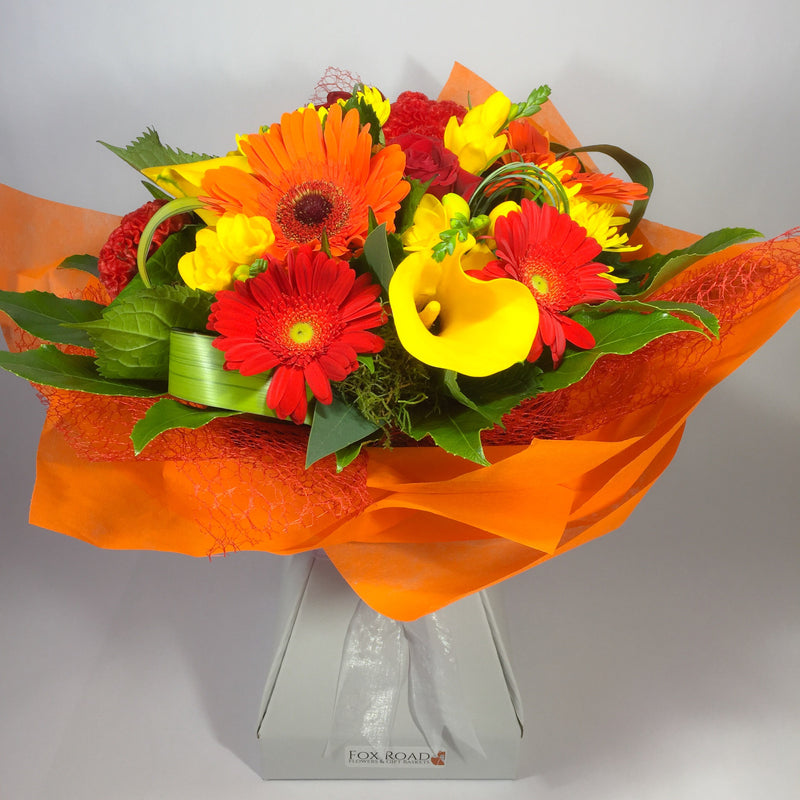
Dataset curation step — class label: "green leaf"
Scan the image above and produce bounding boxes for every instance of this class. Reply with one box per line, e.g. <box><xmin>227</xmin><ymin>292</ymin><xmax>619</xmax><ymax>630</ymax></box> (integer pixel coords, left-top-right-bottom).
<box><xmin>0</xmin><ymin>289</ymin><xmax>105</xmax><ymax>348</ymax></box>
<box><xmin>453</xmin><ymin>363</ymin><xmax>543</xmax><ymax>424</ymax></box>
<box><xmin>141</xmin><ymin>180</ymin><xmax>172</xmax><ymax>201</ymax></box>
<box><xmin>573</xmin><ymin>298</ymin><xmax>719</xmax><ymax>337</ymax></box>
<box><xmin>345</xmin><ymin>97</ymin><xmax>382</xmax><ymax>146</ymax></box>
<box><xmin>551</xmin><ymin>142</ymin><xmax>653</xmax><ymax>235</ymax></box>
<box><xmin>335</xmin><ymin>440</ymin><xmax>369</xmax><ymax>472</ymax></box>
<box><xmin>358</xmin><ymin>354</ymin><xmax>375</xmax><ymax>373</ymax></box>
<box><xmin>57</xmin><ymin>254</ymin><xmax>99</xmax><ymax>278</ymax></box>
<box><xmin>74</xmin><ymin>285</ymin><xmax>213</xmax><ymax>380</ymax></box>
<box><xmin>99</xmin><ymin>128</ymin><xmax>215</xmax><ymax>172</ymax></box>
<box><xmin>539</xmin><ymin>303</ymin><xmax>715</xmax><ymax>393</ymax></box>
<box><xmin>306</xmin><ymin>396</ymin><xmax>380</xmax><ymax>468</ymax></box>
<box><xmin>507</xmin><ymin>84</ymin><xmax>551</xmax><ymax>123</ymax></box>
<box><xmin>363</xmin><ymin>223</ymin><xmax>396</xmax><ymax>293</ymax></box>
<box><xmin>615</xmin><ymin>227</ymin><xmax>762</xmax><ymax>298</ymax></box>
<box><xmin>143</xmin><ymin>225</ymin><xmax>199</xmax><ymax>286</ymax></box>
<box><xmin>406</xmin><ymin>405</ymin><xmax>490</xmax><ymax>466</ymax></box>
<box><xmin>0</xmin><ymin>344</ymin><xmax>164</xmax><ymax>396</ymax></box>
<box><xmin>168</xmin><ymin>329</ymin><xmax>283</xmax><ymax>417</ymax></box>
<box><xmin>397</xmin><ymin>178</ymin><xmax>431</xmax><ymax>234</ymax></box>
<box><xmin>131</xmin><ymin>397</ymin><xmax>241</xmax><ymax>455</ymax></box>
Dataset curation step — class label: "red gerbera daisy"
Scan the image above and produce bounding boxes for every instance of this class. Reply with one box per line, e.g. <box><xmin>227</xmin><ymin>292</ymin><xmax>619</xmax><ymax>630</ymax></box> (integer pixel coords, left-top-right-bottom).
<box><xmin>208</xmin><ymin>246</ymin><xmax>385</xmax><ymax>424</ymax></box>
<box><xmin>481</xmin><ymin>200</ymin><xmax>619</xmax><ymax>366</ymax></box>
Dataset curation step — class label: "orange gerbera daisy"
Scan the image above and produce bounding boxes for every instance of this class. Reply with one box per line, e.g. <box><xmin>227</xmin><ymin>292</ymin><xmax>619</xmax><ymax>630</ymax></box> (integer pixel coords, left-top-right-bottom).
<box><xmin>200</xmin><ymin>104</ymin><xmax>409</xmax><ymax>257</ymax></box>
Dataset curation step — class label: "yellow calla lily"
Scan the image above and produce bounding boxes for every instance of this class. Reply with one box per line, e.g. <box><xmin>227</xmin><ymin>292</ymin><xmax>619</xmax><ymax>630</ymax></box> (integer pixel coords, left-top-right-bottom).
<box><xmin>142</xmin><ymin>155</ymin><xmax>252</xmax><ymax>225</ymax></box>
<box><xmin>389</xmin><ymin>249</ymin><xmax>539</xmax><ymax>377</ymax></box>
<box><xmin>443</xmin><ymin>91</ymin><xmax>512</xmax><ymax>175</ymax></box>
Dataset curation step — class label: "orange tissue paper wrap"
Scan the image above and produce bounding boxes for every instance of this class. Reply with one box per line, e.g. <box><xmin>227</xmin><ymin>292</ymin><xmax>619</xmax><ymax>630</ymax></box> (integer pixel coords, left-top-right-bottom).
<box><xmin>2</xmin><ymin>64</ymin><xmax>800</xmax><ymax>621</ymax></box>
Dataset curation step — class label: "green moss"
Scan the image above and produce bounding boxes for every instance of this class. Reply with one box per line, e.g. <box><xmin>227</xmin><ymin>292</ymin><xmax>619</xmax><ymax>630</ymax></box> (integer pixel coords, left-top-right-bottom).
<box><xmin>337</xmin><ymin>324</ymin><xmax>433</xmax><ymax>432</ymax></box>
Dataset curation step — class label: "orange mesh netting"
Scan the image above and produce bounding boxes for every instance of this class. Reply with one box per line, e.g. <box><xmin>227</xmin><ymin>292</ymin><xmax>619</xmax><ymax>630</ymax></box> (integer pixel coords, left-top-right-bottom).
<box><xmin>2</xmin><ymin>64</ymin><xmax>800</xmax><ymax>620</ymax></box>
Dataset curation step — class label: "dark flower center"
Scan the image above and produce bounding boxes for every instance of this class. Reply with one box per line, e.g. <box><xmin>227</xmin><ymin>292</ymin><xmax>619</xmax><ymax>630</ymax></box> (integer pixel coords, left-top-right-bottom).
<box><xmin>293</xmin><ymin>193</ymin><xmax>333</xmax><ymax>226</ymax></box>
<box><xmin>275</xmin><ymin>179</ymin><xmax>351</xmax><ymax>244</ymax></box>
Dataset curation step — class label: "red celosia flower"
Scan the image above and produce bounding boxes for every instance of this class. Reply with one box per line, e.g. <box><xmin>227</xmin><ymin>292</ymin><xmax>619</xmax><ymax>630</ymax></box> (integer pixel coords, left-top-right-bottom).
<box><xmin>208</xmin><ymin>246</ymin><xmax>385</xmax><ymax>424</ymax></box>
<box><xmin>480</xmin><ymin>200</ymin><xmax>620</xmax><ymax>366</ymax></box>
<box><xmin>383</xmin><ymin>91</ymin><xmax>467</xmax><ymax>140</ymax></box>
<box><xmin>97</xmin><ymin>200</ymin><xmax>190</xmax><ymax>299</ymax></box>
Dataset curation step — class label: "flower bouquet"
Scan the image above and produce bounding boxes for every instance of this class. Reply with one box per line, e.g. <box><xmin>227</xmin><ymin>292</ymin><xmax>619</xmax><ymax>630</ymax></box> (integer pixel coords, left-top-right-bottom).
<box><xmin>1</xmin><ymin>62</ymin><xmax>799</xmax><ymax>778</ymax></box>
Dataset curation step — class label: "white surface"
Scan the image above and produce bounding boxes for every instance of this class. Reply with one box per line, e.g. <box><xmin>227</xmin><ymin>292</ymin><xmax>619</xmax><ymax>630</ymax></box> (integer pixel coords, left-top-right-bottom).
<box><xmin>1</xmin><ymin>0</ymin><xmax>799</xmax><ymax>797</ymax></box>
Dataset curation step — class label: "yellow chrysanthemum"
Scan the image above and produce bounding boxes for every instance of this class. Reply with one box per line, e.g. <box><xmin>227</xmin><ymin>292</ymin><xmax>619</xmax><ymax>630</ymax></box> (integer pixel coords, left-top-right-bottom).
<box><xmin>178</xmin><ymin>214</ymin><xmax>275</xmax><ymax>292</ymax></box>
<box><xmin>389</xmin><ymin>249</ymin><xmax>539</xmax><ymax>376</ymax></box>
<box><xmin>443</xmin><ymin>91</ymin><xmax>512</xmax><ymax>175</ymax></box>
<box><xmin>568</xmin><ymin>198</ymin><xmax>640</xmax><ymax>254</ymax></box>
<box><xmin>356</xmin><ymin>85</ymin><xmax>391</xmax><ymax>125</ymax></box>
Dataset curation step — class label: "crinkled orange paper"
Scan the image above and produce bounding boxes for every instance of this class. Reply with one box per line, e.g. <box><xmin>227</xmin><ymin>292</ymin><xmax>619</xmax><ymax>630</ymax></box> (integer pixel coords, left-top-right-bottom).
<box><xmin>2</xmin><ymin>64</ymin><xmax>800</xmax><ymax>621</ymax></box>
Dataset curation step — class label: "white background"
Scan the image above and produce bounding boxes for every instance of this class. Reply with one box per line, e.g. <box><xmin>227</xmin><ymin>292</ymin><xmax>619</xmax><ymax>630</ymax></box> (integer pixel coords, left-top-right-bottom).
<box><xmin>1</xmin><ymin>0</ymin><xmax>799</xmax><ymax>797</ymax></box>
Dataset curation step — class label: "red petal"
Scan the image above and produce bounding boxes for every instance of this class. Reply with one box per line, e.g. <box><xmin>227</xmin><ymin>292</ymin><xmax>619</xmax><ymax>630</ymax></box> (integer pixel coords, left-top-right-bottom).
<box><xmin>304</xmin><ymin>360</ymin><xmax>333</xmax><ymax>404</ymax></box>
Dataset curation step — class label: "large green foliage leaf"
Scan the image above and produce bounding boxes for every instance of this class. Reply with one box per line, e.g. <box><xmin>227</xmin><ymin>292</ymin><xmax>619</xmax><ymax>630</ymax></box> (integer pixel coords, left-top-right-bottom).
<box><xmin>0</xmin><ymin>345</ymin><xmax>164</xmax><ymax>396</ymax></box>
<box><xmin>613</xmin><ymin>227</ymin><xmax>761</xmax><ymax>297</ymax></box>
<box><xmin>57</xmin><ymin>254</ymin><xmax>99</xmax><ymax>278</ymax></box>
<box><xmin>404</xmin><ymin>364</ymin><xmax>541</xmax><ymax>465</ymax></box>
<box><xmin>539</xmin><ymin>300</ymin><xmax>717</xmax><ymax>393</ymax></box>
<box><xmin>406</xmin><ymin>405</ymin><xmax>490</xmax><ymax>466</ymax></box>
<box><xmin>74</xmin><ymin>285</ymin><xmax>213</xmax><ymax>380</ymax></box>
<box><xmin>99</xmin><ymin>128</ymin><xmax>215</xmax><ymax>172</ymax></box>
<box><xmin>0</xmin><ymin>289</ymin><xmax>104</xmax><ymax>348</ymax></box>
<box><xmin>444</xmin><ymin>363</ymin><xmax>542</xmax><ymax>425</ymax></box>
<box><xmin>131</xmin><ymin>398</ymin><xmax>241</xmax><ymax>455</ymax></box>
<box><xmin>306</xmin><ymin>395</ymin><xmax>380</xmax><ymax>468</ymax></box>
<box><xmin>362</xmin><ymin>223</ymin><xmax>396</xmax><ymax>293</ymax></box>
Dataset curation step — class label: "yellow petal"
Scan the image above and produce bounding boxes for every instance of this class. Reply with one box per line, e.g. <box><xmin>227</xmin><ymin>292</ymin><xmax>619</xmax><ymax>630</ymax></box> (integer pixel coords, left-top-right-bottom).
<box><xmin>389</xmin><ymin>250</ymin><xmax>539</xmax><ymax>376</ymax></box>
<box><xmin>402</xmin><ymin>193</ymin><xmax>474</xmax><ymax>254</ymax></box>
<box><xmin>215</xmin><ymin>213</ymin><xmax>275</xmax><ymax>264</ymax></box>
<box><xmin>443</xmin><ymin>91</ymin><xmax>512</xmax><ymax>175</ymax></box>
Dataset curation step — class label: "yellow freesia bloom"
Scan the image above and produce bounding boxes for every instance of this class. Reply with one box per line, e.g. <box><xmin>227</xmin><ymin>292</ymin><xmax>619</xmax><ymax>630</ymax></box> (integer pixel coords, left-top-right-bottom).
<box><xmin>402</xmin><ymin>193</ymin><xmax>475</xmax><ymax>254</ymax></box>
<box><xmin>389</xmin><ymin>249</ymin><xmax>539</xmax><ymax>377</ymax></box>
<box><xmin>443</xmin><ymin>91</ymin><xmax>512</xmax><ymax>175</ymax></box>
<box><xmin>178</xmin><ymin>214</ymin><xmax>274</xmax><ymax>293</ymax></box>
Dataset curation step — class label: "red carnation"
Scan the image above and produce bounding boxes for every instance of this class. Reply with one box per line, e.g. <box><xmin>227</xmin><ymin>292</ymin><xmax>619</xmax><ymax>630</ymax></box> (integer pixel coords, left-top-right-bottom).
<box><xmin>383</xmin><ymin>91</ymin><xmax>466</xmax><ymax>140</ymax></box>
<box><xmin>98</xmin><ymin>200</ymin><xmax>191</xmax><ymax>299</ymax></box>
<box><xmin>208</xmin><ymin>246</ymin><xmax>386</xmax><ymax>424</ymax></box>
